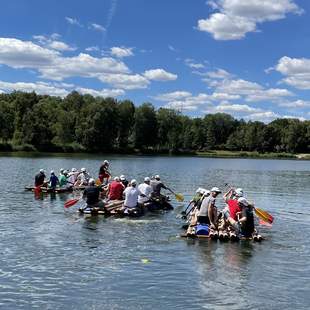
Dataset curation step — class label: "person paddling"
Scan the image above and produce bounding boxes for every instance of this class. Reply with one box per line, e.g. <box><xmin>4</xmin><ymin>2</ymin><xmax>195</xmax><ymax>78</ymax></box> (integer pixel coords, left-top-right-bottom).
<box><xmin>75</xmin><ymin>168</ymin><xmax>90</xmax><ymax>186</ymax></box>
<box><xmin>120</xmin><ymin>175</ymin><xmax>129</xmax><ymax>188</ymax></box>
<box><xmin>108</xmin><ymin>176</ymin><xmax>125</xmax><ymax>200</ymax></box>
<box><xmin>138</xmin><ymin>177</ymin><xmax>152</xmax><ymax>205</ymax></box>
<box><xmin>34</xmin><ymin>169</ymin><xmax>46</xmax><ymax>188</ymax></box>
<box><xmin>150</xmin><ymin>175</ymin><xmax>168</xmax><ymax>199</ymax></box>
<box><xmin>99</xmin><ymin>160</ymin><xmax>111</xmax><ymax>185</ymax></box>
<box><xmin>197</xmin><ymin>187</ymin><xmax>221</xmax><ymax>228</ymax></box>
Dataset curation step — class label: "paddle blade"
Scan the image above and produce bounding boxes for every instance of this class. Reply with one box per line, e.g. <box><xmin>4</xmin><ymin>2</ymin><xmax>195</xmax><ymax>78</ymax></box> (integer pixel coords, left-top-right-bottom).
<box><xmin>175</xmin><ymin>193</ymin><xmax>184</xmax><ymax>202</ymax></box>
<box><xmin>95</xmin><ymin>179</ymin><xmax>102</xmax><ymax>186</ymax></box>
<box><xmin>255</xmin><ymin>207</ymin><xmax>273</xmax><ymax>224</ymax></box>
<box><xmin>64</xmin><ymin>198</ymin><xmax>80</xmax><ymax>208</ymax></box>
<box><xmin>259</xmin><ymin>219</ymin><xmax>273</xmax><ymax>228</ymax></box>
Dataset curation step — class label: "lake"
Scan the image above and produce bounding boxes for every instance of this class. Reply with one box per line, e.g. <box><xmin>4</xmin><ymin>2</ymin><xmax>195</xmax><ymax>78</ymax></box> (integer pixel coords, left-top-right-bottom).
<box><xmin>0</xmin><ymin>154</ymin><xmax>309</xmax><ymax>309</ymax></box>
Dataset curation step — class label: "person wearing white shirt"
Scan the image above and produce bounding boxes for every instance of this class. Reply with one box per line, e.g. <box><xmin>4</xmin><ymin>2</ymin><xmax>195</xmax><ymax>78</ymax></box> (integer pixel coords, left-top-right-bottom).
<box><xmin>138</xmin><ymin>177</ymin><xmax>152</xmax><ymax>204</ymax></box>
<box><xmin>123</xmin><ymin>179</ymin><xmax>141</xmax><ymax>208</ymax></box>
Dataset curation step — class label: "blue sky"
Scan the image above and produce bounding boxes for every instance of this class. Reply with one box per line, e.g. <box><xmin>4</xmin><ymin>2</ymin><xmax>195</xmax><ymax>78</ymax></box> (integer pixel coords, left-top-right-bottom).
<box><xmin>0</xmin><ymin>0</ymin><xmax>310</xmax><ymax>122</ymax></box>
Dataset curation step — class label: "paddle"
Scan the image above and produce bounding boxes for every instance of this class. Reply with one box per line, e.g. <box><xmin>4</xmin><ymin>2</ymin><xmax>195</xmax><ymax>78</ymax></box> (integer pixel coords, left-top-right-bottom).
<box><xmin>64</xmin><ymin>198</ymin><xmax>81</xmax><ymax>208</ymax></box>
<box><xmin>167</xmin><ymin>188</ymin><xmax>184</xmax><ymax>202</ymax></box>
<box><xmin>254</xmin><ymin>207</ymin><xmax>274</xmax><ymax>224</ymax></box>
<box><xmin>181</xmin><ymin>201</ymin><xmax>193</xmax><ymax>215</ymax></box>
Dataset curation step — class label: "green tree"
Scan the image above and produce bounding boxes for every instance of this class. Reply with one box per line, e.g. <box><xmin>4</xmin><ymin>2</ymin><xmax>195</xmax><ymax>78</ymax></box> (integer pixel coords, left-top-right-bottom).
<box><xmin>133</xmin><ymin>103</ymin><xmax>158</xmax><ymax>149</ymax></box>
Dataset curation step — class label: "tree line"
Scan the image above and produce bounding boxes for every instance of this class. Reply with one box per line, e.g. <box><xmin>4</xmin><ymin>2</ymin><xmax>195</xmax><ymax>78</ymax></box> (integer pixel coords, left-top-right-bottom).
<box><xmin>0</xmin><ymin>91</ymin><xmax>309</xmax><ymax>154</ymax></box>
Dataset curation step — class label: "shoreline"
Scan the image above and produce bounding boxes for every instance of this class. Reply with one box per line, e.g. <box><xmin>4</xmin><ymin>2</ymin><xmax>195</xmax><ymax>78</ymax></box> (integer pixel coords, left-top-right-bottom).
<box><xmin>0</xmin><ymin>149</ymin><xmax>309</xmax><ymax>160</ymax></box>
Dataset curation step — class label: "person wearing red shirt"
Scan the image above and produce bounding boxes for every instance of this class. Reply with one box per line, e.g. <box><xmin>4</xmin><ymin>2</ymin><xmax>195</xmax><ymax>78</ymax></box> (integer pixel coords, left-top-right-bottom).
<box><xmin>108</xmin><ymin>176</ymin><xmax>125</xmax><ymax>200</ymax></box>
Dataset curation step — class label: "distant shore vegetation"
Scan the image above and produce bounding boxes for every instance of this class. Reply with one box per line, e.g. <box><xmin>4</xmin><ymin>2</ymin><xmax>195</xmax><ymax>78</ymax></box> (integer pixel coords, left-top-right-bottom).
<box><xmin>0</xmin><ymin>91</ymin><xmax>309</xmax><ymax>158</ymax></box>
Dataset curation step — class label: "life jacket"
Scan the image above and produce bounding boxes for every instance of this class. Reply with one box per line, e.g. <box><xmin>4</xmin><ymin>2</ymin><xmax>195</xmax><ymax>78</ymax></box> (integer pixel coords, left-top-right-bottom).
<box><xmin>227</xmin><ymin>199</ymin><xmax>241</xmax><ymax>221</ymax></box>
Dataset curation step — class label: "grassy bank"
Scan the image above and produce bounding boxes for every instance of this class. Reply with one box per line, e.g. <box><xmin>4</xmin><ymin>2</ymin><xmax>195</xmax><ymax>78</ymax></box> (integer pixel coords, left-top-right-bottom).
<box><xmin>1</xmin><ymin>142</ymin><xmax>309</xmax><ymax>160</ymax></box>
<box><xmin>196</xmin><ymin>150</ymin><xmax>299</xmax><ymax>159</ymax></box>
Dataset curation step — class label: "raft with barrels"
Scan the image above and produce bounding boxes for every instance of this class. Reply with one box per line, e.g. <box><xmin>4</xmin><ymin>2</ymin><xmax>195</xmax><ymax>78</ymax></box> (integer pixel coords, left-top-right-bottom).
<box><xmin>180</xmin><ymin>223</ymin><xmax>263</xmax><ymax>242</ymax></box>
<box><xmin>78</xmin><ymin>196</ymin><xmax>173</xmax><ymax>218</ymax></box>
<box><xmin>25</xmin><ymin>186</ymin><xmax>86</xmax><ymax>193</ymax></box>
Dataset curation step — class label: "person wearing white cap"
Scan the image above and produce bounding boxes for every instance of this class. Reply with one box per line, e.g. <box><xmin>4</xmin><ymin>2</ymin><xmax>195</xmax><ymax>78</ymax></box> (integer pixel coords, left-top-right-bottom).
<box><xmin>67</xmin><ymin>168</ymin><xmax>78</xmax><ymax>186</ymax></box>
<box><xmin>185</xmin><ymin>188</ymin><xmax>211</xmax><ymax>236</ymax></box>
<box><xmin>75</xmin><ymin>168</ymin><xmax>91</xmax><ymax>186</ymax></box>
<box><xmin>123</xmin><ymin>179</ymin><xmax>142</xmax><ymax>212</ymax></box>
<box><xmin>34</xmin><ymin>169</ymin><xmax>46</xmax><ymax>187</ymax></box>
<box><xmin>120</xmin><ymin>175</ymin><xmax>129</xmax><ymax>188</ymax></box>
<box><xmin>138</xmin><ymin>177</ymin><xmax>152</xmax><ymax>204</ymax></box>
<box><xmin>108</xmin><ymin>176</ymin><xmax>125</xmax><ymax>200</ymax></box>
<box><xmin>98</xmin><ymin>160</ymin><xmax>111</xmax><ymax>185</ymax></box>
<box><xmin>197</xmin><ymin>186</ymin><xmax>221</xmax><ymax>228</ymax></box>
<box><xmin>237</xmin><ymin>196</ymin><xmax>256</xmax><ymax>238</ymax></box>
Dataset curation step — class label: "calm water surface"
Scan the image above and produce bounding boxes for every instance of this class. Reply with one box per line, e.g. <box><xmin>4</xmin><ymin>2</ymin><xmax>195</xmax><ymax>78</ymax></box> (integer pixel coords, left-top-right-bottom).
<box><xmin>0</xmin><ymin>154</ymin><xmax>309</xmax><ymax>309</ymax></box>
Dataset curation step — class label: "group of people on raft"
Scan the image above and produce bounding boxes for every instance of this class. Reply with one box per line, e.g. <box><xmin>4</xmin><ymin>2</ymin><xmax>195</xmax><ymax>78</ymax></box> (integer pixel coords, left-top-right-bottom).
<box><xmin>186</xmin><ymin>186</ymin><xmax>262</xmax><ymax>240</ymax></box>
<box><xmin>34</xmin><ymin>160</ymin><xmax>172</xmax><ymax>216</ymax></box>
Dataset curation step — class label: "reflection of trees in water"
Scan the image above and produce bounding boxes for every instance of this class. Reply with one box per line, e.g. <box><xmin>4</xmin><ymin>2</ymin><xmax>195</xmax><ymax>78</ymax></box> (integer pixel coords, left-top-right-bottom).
<box><xmin>192</xmin><ymin>241</ymin><xmax>254</xmax><ymax>309</ymax></box>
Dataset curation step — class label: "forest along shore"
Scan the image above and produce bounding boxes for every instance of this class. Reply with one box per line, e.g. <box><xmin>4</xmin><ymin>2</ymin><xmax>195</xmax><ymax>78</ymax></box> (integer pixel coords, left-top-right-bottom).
<box><xmin>0</xmin><ymin>91</ymin><xmax>309</xmax><ymax>155</ymax></box>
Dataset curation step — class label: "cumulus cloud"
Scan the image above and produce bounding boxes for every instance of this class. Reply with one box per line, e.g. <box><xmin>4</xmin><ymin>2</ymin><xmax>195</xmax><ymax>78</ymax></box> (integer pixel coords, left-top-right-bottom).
<box><xmin>198</xmin><ymin>0</ymin><xmax>303</xmax><ymax>40</ymax></box>
<box><xmin>33</xmin><ymin>34</ymin><xmax>76</xmax><ymax>51</ymax></box>
<box><xmin>153</xmin><ymin>91</ymin><xmax>192</xmax><ymax>101</ymax></box>
<box><xmin>279</xmin><ymin>99</ymin><xmax>310</xmax><ymax>108</ymax></box>
<box><xmin>76</xmin><ymin>87</ymin><xmax>125</xmax><ymax>97</ymax></box>
<box><xmin>275</xmin><ymin>56</ymin><xmax>310</xmax><ymax>89</ymax></box>
<box><xmin>110</xmin><ymin>47</ymin><xmax>134</xmax><ymax>58</ymax></box>
<box><xmin>0</xmin><ymin>80</ymin><xmax>69</xmax><ymax>97</ymax></box>
<box><xmin>143</xmin><ymin>69</ymin><xmax>177</xmax><ymax>81</ymax></box>
<box><xmin>0</xmin><ymin>38</ymin><xmax>129</xmax><ymax>81</ymax></box>
<box><xmin>98</xmin><ymin>73</ymin><xmax>150</xmax><ymax>90</ymax></box>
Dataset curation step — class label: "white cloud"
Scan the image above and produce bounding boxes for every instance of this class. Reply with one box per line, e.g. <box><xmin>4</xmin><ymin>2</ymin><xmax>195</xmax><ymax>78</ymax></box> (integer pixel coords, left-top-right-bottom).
<box><xmin>33</xmin><ymin>34</ymin><xmax>76</xmax><ymax>51</ymax></box>
<box><xmin>65</xmin><ymin>17</ymin><xmax>83</xmax><ymax>27</ymax></box>
<box><xmin>76</xmin><ymin>87</ymin><xmax>125</xmax><ymax>97</ymax></box>
<box><xmin>98</xmin><ymin>73</ymin><xmax>149</xmax><ymax>90</ymax></box>
<box><xmin>185</xmin><ymin>58</ymin><xmax>205</xmax><ymax>69</ymax></box>
<box><xmin>279</xmin><ymin>99</ymin><xmax>310</xmax><ymax>108</ymax></box>
<box><xmin>0</xmin><ymin>38</ymin><xmax>59</xmax><ymax>68</ymax></box>
<box><xmin>168</xmin><ymin>45</ymin><xmax>178</xmax><ymax>52</ymax></box>
<box><xmin>198</xmin><ymin>0</ymin><xmax>302</xmax><ymax>40</ymax></box>
<box><xmin>206</xmin><ymin>68</ymin><xmax>233</xmax><ymax>79</ymax></box>
<box><xmin>85</xmin><ymin>46</ymin><xmax>100</xmax><ymax>52</ymax></box>
<box><xmin>0</xmin><ymin>38</ymin><xmax>129</xmax><ymax>82</ymax></box>
<box><xmin>90</xmin><ymin>23</ymin><xmax>106</xmax><ymax>32</ymax></box>
<box><xmin>47</xmin><ymin>41</ymin><xmax>76</xmax><ymax>51</ymax></box>
<box><xmin>144</xmin><ymin>69</ymin><xmax>177</xmax><ymax>81</ymax></box>
<box><xmin>275</xmin><ymin>56</ymin><xmax>310</xmax><ymax>89</ymax></box>
<box><xmin>198</xmin><ymin>13</ymin><xmax>256</xmax><ymax>40</ymax></box>
<box><xmin>0</xmin><ymin>80</ymin><xmax>69</xmax><ymax>97</ymax></box>
<box><xmin>110</xmin><ymin>46</ymin><xmax>134</xmax><ymax>58</ymax></box>
<box><xmin>163</xmin><ymin>93</ymin><xmax>212</xmax><ymax>111</ymax></box>
<box><xmin>154</xmin><ymin>91</ymin><xmax>192</xmax><ymax>101</ymax></box>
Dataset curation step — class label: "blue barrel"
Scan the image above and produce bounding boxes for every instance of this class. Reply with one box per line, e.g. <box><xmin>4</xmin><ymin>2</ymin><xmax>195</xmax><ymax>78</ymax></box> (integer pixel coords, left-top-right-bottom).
<box><xmin>196</xmin><ymin>224</ymin><xmax>209</xmax><ymax>235</ymax></box>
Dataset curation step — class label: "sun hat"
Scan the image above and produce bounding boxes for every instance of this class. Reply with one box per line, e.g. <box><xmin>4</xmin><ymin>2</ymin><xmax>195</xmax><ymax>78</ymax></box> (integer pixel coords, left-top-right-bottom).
<box><xmin>211</xmin><ymin>187</ymin><xmax>221</xmax><ymax>193</ymax></box>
